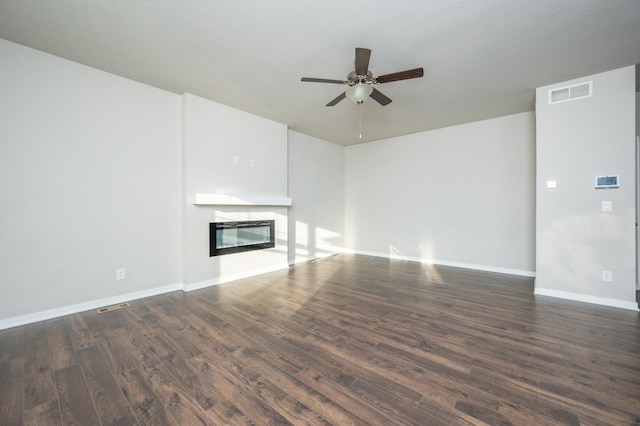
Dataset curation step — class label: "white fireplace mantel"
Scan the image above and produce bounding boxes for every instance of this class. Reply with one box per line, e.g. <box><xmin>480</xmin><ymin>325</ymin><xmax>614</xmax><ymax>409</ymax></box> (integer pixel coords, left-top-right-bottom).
<box><xmin>193</xmin><ymin>193</ymin><xmax>292</xmax><ymax>206</ymax></box>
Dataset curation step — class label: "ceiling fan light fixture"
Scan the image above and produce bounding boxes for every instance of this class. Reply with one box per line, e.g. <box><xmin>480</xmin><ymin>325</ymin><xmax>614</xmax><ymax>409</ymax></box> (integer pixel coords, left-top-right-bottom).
<box><xmin>345</xmin><ymin>83</ymin><xmax>373</xmax><ymax>104</ymax></box>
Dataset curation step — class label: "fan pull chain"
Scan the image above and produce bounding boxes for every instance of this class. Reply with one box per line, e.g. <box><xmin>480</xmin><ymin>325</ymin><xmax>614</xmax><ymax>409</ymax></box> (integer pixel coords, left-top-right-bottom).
<box><xmin>359</xmin><ymin>101</ymin><xmax>363</xmax><ymax>139</ymax></box>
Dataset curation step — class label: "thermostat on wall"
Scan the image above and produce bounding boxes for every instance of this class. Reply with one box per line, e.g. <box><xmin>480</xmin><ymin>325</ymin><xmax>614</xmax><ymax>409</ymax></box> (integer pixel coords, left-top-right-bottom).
<box><xmin>594</xmin><ymin>175</ymin><xmax>619</xmax><ymax>189</ymax></box>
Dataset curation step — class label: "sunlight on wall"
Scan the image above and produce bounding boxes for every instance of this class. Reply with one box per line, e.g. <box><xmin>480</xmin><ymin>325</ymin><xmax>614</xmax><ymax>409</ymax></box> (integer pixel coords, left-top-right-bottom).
<box><xmin>419</xmin><ymin>241</ymin><xmax>436</xmax><ymax>263</ymax></box>
<box><xmin>316</xmin><ymin>227</ymin><xmax>342</xmax><ymax>252</ymax></box>
<box><xmin>294</xmin><ymin>220</ymin><xmax>342</xmax><ymax>262</ymax></box>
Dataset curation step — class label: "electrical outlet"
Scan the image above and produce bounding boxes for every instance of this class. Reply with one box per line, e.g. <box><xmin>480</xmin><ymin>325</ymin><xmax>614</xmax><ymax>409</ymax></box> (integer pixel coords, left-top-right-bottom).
<box><xmin>602</xmin><ymin>270</ymin><xmax>613</xmax><ymax>282</ymax></box>
<box><xmin>116</xmin><ymin>268</ymin><xmax>126</xmax><ymax>280</ymax></box>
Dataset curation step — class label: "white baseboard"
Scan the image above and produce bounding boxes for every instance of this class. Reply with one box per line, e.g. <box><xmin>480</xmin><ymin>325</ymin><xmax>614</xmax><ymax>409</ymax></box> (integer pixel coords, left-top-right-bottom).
<box><xmin>346</xmin><ymin>249</ymin><xmax>536</xmax><ymax>278</ymax></box>
<box><xmin>20</xmin><ymin>255</ymin><xmax>625</xmax><ymax>330</ymax></box>
<box><xmin>0</xmin><ymin>262</ymin><xmax>297</xmax><ymax>330</ymax></box>
<box><xmin>0</xmin><ymin>283</ymin><xmax>184</xmax><ymax>331</ymax></box>
<box><xmin>534</xmin><ymin>288</ymin><xmax>639</xmax><ymax>311</ymax></box>
<box><xmin>183</xmin><ymin>263</ymin><xmax>290</xmax><ymax>292</ymax></box>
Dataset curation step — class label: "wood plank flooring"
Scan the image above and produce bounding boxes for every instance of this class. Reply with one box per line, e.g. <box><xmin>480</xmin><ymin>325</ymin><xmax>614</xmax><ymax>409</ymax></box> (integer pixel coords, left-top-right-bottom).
<box><xmin>1</xmin><ymin>254</ymin><xmax>639</xmax><ymax>425</ymax></box>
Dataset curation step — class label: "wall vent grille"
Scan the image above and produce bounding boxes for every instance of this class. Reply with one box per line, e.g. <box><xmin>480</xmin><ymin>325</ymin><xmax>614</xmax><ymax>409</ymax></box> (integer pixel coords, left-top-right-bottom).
<box><xmin>548</xmin><ymin>81</ymin><xmax>593</xmax><ymax>104</ymax></box>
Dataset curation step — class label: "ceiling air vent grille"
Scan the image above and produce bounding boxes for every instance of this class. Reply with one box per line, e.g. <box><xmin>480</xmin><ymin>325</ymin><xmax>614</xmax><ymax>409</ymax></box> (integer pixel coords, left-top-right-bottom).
<box><xmin>548</xmin><ymin>81</ymin><xmax>592</xmax><ymax>104</ymax></box>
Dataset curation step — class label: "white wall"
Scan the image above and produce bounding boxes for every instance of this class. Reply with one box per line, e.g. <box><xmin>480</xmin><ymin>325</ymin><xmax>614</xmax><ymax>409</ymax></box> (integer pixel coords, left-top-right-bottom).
<box><xmin>0</xmin><ymin>39</ymin><xmax>183</xmax><ymax>325</ymax></box>
<box><xmin>182</xmin><ymin>93</ymin><xmax>289</xmax><ymax>287</ymax></box>
<box><xmin>2</xmin><ymin>38</ymin><xmax>636</xmax><ymax>329</ymax></box>
<box><xmin>288</xmin><ymin>131</ymin><xmax>345</xmax><ymax>264</ymax></box>
<box><xmin>536</xmin><ymin>66</ymin><xmax>636</xmax><ymax>309</ymax></box>
<box><xmin>345</xmin><ymin>112</ymin><xmax>536</xmax><ymax>275</ymax></box>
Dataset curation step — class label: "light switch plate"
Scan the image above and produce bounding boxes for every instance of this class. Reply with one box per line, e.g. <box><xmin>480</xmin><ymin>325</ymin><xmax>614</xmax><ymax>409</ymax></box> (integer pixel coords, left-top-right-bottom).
<box><xmin>601</xmin><ymin>201</ymin><xmax>613</xmax><ymax>212</ymax></box>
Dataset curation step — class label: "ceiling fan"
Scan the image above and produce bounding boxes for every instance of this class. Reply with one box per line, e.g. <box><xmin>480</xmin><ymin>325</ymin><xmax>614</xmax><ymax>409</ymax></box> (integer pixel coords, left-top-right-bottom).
<box><xmin>301</xmin><ymin>47</ymin><xmax>424</xmax><ymax>107</ymax></box>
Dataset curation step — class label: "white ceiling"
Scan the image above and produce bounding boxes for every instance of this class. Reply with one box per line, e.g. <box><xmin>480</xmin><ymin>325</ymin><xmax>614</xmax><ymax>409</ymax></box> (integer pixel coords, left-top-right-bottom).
<box><xmin>1</xmin><ymin>1</ymin><xmax>639</xmax><ymax>146</ymax></box>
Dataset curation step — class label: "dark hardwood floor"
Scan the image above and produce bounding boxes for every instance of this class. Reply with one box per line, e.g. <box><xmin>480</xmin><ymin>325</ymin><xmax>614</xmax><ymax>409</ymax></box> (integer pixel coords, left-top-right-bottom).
<box><xmin>1</xmin><ymin>254</ymin><xmax>639</xmax><ymax>425</ymax></box>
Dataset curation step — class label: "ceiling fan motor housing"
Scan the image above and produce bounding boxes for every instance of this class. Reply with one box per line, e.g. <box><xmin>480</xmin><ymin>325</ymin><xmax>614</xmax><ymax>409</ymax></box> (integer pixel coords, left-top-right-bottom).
<box><xmin>347</xmin><ymin>71</ymin><xmax>375</xmax><ymax>86</ymax></box>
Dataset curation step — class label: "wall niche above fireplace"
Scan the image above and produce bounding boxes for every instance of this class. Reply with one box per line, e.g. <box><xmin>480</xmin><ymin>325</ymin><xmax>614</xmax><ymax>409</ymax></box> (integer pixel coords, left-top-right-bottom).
<box><xmin>210</xmin><ymin>220</ymin><xmax>275</xmax><ymax>256</ymax></box>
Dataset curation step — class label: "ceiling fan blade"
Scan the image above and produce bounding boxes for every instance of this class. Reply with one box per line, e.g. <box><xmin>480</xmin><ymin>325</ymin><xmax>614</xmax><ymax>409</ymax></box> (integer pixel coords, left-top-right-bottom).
<box><xmin>326</xmin><ymin>92</ymin><xmax>346</xmax><ymax>106</ymax></box>
<box><xmin>301</xmin><ymin>77</ymin><xmax>346</xmax><ymax>84</ymax></box>
<box><xmin>376</xmin><ymin>67</ymin><xmax>424</xmax><ymax>84</ymax></box>
<box><xmin>355</xmin><ymin>48</ymin><xmax>371</xmax><ymax>76</ymax></box>
<box><xmin>370</xmin><ymin>88</ymin><xmax>392</xmax><ymax>106</ymax></box>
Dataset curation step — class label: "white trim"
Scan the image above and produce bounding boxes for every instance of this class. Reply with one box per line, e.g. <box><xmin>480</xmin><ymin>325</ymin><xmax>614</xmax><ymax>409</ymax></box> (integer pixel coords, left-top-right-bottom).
<box><xmin>194</xmin><ymin>193</ymin><xmax>292</xmax><ymax>206</ymax></box>
<box><xmin>0</xmin><ymin>283</ymin><xmax>184</xmax><ymax>331</ymax></box>
<box><xmin>183</xmin><ymin>263</ymin><xmax>290</xmax><ymax>292</ymax></box>
<box><xmin>534</xmin><ymin>288</ymin><xmax>639</xmax><ymax>311</ymax></box>
<box><xmin>345</xmin><ymin>249</ymin><xmax>536</xmax><ymax>278</ymax></box>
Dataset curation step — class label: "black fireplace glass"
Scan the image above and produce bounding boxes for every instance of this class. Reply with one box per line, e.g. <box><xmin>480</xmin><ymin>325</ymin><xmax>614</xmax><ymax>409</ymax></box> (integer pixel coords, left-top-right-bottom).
<box><xmin>210</xmin><ymin>220</ymin><xmax>275</xmax><ymax>256</ymax></box>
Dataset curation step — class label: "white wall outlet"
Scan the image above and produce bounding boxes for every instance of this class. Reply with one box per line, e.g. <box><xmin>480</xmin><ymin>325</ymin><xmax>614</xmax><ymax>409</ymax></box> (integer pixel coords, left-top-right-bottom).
<box><xmin>601</xmin><ymin>201</ymin><xmax>613</xmax><ymax>212</ymax></box>
<box><xmin>233</xmin><ymin>155</ymin><xmax>239</xmax><ymax>165</ymax></box>
<box><xmin>116</xmin><ymin>268</ymin><xmax>126</xmax><ymax>280</ymax></box>
<box><xmin>546</xmin><ymin>180</ymin><xmax>557</xmax><ymax>189</ymax></box>
<box><xmin>249</xmin><ymin>158</ymin><xmax>256</xmax><ymax>167</ymax></box>
<box><xmin>601</xmin><ymin>270</ymin><xmax>613</xmax><ymax>282</ymax></box>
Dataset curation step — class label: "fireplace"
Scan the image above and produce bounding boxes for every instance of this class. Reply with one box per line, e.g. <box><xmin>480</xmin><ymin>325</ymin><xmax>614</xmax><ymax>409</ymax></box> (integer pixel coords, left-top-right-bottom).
<box><xmin>209</xmin><ymin>220</ymin><xmax>275</xmax><ymax>256</ymax></box>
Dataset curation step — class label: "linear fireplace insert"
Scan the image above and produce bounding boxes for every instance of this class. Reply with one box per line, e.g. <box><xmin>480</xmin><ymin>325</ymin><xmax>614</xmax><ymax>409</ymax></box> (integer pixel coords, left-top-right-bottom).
<box><xmin>209</xmin><ymin>220</ymin><xmax>275</xmax><ymax>256</ymax></box>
